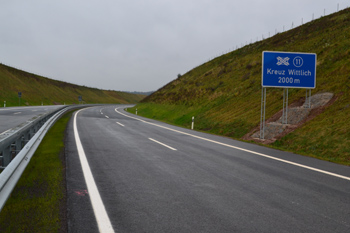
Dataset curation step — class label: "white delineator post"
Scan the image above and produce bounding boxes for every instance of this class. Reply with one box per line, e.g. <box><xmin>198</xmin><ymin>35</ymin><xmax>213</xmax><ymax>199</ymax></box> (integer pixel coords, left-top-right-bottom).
<box><xmin>136</xmin><ymin>109</ymin><xmax>138</xmax><ymax>115</ymax></box>
<box><xmin>191</xmin><ymin>116</ymin><xmax>194</xmax><ymax>130</ymax></box>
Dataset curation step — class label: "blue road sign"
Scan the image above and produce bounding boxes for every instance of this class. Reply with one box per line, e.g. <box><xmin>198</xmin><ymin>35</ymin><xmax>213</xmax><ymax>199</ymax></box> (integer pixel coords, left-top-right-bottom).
<box><xmin>262</xmin><ymin>51</ymin><xmax>316</xmax><ymax>88</ymax></box>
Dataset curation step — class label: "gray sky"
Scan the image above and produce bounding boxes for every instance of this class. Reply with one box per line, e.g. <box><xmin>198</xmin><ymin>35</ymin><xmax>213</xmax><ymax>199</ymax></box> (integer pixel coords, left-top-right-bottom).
<box><xmin>0</xmin><ymin>1</ymin><xmax>348</xmax><ymax>92</ymax></box>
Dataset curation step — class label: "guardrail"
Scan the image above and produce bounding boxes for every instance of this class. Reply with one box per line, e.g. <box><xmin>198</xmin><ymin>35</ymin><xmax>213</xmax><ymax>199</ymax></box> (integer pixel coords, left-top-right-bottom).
<box><xmin>0</xmin><ymin>106</ymin><xmax>65</xmax><ymax>168</ymax></box>
<box><xmin>0</xmin><ymin>105</ymin><xmax>92</xmax><ymax>211</ymax></box>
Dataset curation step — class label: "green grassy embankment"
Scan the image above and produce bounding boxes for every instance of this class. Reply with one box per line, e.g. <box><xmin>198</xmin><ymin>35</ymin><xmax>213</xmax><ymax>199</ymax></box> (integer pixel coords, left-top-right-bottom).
<box><xmin>0</xmin><ymin>110</ymin><xmax>73</xmax><ymax>232</ymax></box>
<box><xmin>0</xmin><ymin>63</ymin><xmax>144</xmax><ymax>106</ymax></box>
<box><xmin>129</xmin><ymin>8</ymin><xmax>350</xmax><ymax>165</ymax></box>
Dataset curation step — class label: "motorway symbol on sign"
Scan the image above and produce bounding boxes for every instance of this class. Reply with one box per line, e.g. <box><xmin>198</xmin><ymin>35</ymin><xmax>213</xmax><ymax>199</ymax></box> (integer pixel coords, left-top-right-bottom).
<box><xmin>262</xmin><ymin>51</ymin><xmax>316</xmax><ymax>88</ymax></box>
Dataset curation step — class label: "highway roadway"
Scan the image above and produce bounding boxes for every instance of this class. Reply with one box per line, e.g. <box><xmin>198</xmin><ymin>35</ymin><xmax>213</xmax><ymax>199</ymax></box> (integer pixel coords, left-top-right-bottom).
<box><xmin>66</xmin><ymin>105</ymin><xmax>350</xmax><ymax>233</ymax></box>
<box><xmin>0</xmin><ymin>105</ymin><xmax>64</xmax><ymax>134</ymax></box>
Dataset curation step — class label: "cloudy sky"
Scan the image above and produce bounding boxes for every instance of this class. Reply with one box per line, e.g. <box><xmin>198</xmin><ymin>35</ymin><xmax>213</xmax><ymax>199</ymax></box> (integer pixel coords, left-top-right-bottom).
<box><xmin>0</xmin><ymin>1</ymin><xmax>348</xmax><ymax>92</ymax></box>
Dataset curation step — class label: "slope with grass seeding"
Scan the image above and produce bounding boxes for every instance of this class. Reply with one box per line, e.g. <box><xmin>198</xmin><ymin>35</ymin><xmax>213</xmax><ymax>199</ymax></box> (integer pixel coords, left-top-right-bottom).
<box><xmin>132</xmin><ymin>8</ymin><xmax>350</xmax><ymax>165</ymax></box>
<box><xmin>0</xmin><ymin>63</ymin><xmax>144</xmax><ymax>106</ymax></box>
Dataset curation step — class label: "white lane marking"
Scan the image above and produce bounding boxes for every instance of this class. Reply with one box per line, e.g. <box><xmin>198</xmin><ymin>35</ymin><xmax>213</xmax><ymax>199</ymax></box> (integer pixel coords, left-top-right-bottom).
<box><xmin>149</xmin><ymin>138</ymin><xmax>177</xmax><ymax>151</ymax></box>
<box><xmin>14</xmin><ymin>112</ymin><xmax>22</xmax><ymax>115</ymax></box>
<box><xmin>115</xmin><ymin>108</ymin><xmax>350</xmax><ymax>181</ymax></box>
<box><xmin>32</xmin><ymin>110</ymin><xmax>38</xmax><ymax>112</ymax></box>
<box><xmin>105</xmin><ymin>115</ymin><xmax>109</xmax><ymax>119</ymax></box>
<box><xmin>116</xmin><ymin>122</ymin><xmax>124</xmax><ymax>127</ymax></box>
<box><xmin>74</xmin><ymin>109</ymin><xmax>115</xmax><ymax>233</ymax></box>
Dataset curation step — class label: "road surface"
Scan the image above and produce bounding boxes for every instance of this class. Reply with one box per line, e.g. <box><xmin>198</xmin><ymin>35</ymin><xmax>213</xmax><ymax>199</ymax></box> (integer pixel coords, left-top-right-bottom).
<box><xmin>0</xmin><ymin>105</ymin><xmax>64</xmax><ymax>134</ymax></box>
<box><xmin>66</xmin><ymin>105</ymin><xmax>350</xmax><ymax>233</ymax></box>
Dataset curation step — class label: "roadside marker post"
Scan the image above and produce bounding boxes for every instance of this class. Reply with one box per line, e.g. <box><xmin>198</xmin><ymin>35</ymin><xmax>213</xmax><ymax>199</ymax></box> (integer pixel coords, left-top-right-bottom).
<box><xmin>191</xmin><ymin>116</ymin><xmax>194</xmax><ymax>130</ymax></box>
<box><xmin>260</xmin><ymin>51</ymin><xmax>316</xmax><ymax>139</ymax></box>
<box><xmin>18</xmin><ymin>92</ymin><xmax>22</xmax><ymax>106</ymax></box>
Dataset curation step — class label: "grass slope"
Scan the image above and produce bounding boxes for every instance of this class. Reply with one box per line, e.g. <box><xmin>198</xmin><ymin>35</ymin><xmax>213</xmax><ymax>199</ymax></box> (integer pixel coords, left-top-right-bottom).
<box><xmin>131</xmin><ymin>8</ymin><xmax>350</xmax><ymax>165</ymax></box>
<box><xmin>0</xmin><ymin>64</ymin><xmax>144</xmax><ymax>106</ymax></box>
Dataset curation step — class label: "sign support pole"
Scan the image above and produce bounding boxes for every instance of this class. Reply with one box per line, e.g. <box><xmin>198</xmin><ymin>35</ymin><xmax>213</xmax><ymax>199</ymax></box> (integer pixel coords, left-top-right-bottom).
<box><xmin>286</xmin><ymin>88</ymin><xmax>288</xmax><ymax>124</ymax></box>
<box><xmin>260</xmin><ymin>87</ymin><xmax>266</xmax><ymax>139</ymax></box>
<box><xmin>305</xmin><ymin>89</ymin><xmax>312</xmax><ymax>108</ymax></box>
<box><xmin>283</xmin><ymin>89</ymin><xmax>285</xmax><ymax>124</ymax></box>
<box><xmin>282</xmin><ymin>88</ymin><xmax>289</xmax><ymax>124</ymax></box>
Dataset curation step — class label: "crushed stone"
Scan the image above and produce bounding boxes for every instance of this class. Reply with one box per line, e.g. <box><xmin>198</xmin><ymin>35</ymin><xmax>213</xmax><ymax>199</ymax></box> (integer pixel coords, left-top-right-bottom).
<box><xmin>247</xmin><ymin>92</ymin><xmax>335</xmax><ymax>143</ymax></box>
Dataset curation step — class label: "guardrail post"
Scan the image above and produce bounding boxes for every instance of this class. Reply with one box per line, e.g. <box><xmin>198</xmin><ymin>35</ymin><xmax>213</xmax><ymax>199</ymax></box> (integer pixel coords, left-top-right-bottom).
<box><xmin>30</xmin><ymin>127</ymin><xmax>35</xmax><ymax>138</ymax></box>
<box><xmin>24</xmin><ymin>131</ymin><xmax>31</xmax><ymax>146</ymax></box>
<box><xmin>15</xmin><ymin>138</ymin><xmax>22</xmax><ymax>156</ymax></box>
<box><xmin>2</xmin><ymin>145</ymin><xmax>11</xmax><ymax>167</ymax></box>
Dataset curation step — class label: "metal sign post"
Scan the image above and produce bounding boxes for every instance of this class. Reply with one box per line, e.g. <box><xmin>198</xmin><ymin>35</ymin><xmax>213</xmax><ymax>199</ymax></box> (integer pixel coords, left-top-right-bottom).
<box><xmin>260</xmin><ymin>88</ymin><xmax>266</xmax><ymax>139</ymax></box>
<box><xmin>305</xmin><ymin>89</ymin><xmax>312</xmax><ymax>108</ymax></box>
<box><xmin>282</xmin><ymin>88</ymin><xmax>289</xmax><ymax>124</ymax></box>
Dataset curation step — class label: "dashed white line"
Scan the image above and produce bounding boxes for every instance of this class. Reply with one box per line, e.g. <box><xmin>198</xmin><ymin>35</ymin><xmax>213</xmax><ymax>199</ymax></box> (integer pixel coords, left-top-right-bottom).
<box><xmin>149</xmin><ymin>138</ymin><xmax>177</xmax><ymax>151</ymax></box>
<box><xmin>13</xmin><ymin>112</ymin><xmax>22</xmax><ymax>115</ymax></box>
<box><xmin>115</xmin><ymin>107</ymin><xmax>350</xmax><ymax>181</ymax></box>
<box><xmin>74</xmin><ymin>109</ymin><xmax>115</xmax><ymax>233</ymax></box>
<box><xmin>116</xmin><ymin>122</ymin><xmax>124</xmax><ymax>127</ymax></box>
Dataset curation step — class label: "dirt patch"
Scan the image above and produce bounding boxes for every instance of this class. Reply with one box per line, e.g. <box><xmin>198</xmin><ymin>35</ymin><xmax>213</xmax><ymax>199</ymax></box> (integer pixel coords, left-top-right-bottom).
<box><xmin>242</xmin><ymin>92</ymin><xmax>337</xmax><ymax>144</ymax></box>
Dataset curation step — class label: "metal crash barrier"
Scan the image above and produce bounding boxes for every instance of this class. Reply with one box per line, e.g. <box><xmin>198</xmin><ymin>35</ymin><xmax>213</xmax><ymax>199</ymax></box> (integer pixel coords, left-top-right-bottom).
<box><xmin>0</xmin><ymin>105</ymin><xmax>97</xmax><ymax>211</ymax></box>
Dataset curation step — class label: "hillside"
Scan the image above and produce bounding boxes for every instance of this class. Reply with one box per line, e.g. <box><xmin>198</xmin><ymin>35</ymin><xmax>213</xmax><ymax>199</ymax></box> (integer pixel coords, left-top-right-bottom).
<box><xmin>0</xmin><ymin>63</ymin><xmax>145</xmax><ymax>106</ymax></box>
<box><xmin>130</xmin><ymin>8</ymin><xmax>350</xmax><ymax>165</ymax></box>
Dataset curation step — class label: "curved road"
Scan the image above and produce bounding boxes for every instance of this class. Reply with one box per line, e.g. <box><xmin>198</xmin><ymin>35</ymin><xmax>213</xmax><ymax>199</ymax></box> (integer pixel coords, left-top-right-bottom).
<box><xmin>66</xmin><ymin>105</ymin><xmax>350</xmax><ymax>233</ymax></box>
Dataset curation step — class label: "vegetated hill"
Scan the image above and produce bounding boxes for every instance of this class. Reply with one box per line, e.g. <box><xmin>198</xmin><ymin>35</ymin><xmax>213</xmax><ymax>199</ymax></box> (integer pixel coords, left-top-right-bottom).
<box><xmin>131</xmin><ymin>8</ymin><xmax>350</xmax><ymax>165</ymax></box>
<box><xmin>0</xmin><ymin>63</ymin><xmax>145</xmax><ymax>106</ymax></box>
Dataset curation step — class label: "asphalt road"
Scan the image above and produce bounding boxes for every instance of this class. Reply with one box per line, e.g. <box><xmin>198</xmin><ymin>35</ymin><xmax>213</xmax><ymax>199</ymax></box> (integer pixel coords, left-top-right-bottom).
<box><xmin>66</xmin><ymin>105</ymin><xmax>350</xmax><ymax>233</ymax></box>
<box><xmin>0</xmin><ymin>105</ymin><xmax>64</xmax><ymax>134</ymax></box>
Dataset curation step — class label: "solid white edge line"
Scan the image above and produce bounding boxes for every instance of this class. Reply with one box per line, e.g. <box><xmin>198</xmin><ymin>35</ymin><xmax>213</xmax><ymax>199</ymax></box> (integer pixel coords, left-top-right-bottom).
<box><xmin>115</xmin><ymin>107</ymin><xmax>350</xmax><ymax>181</ymax></box>
<box><xmin>74</xmin><ymin>109</ymin><xmax>115</xmax><ymax>233</ymax></box>
<box><xmin>149</xmin><ymin>138</ymin><xmax>177</xmax><ymax>151</ymax></box>
<box><xmin>116</xmin><ymin>122</ymin><xmax>125</xmax><ymax>127</ymax></box>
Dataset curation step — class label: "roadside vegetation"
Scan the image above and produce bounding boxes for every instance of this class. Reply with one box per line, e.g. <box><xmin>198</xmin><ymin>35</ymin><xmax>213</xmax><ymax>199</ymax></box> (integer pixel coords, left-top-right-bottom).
<box><xmin>129</xmin><ymin>8</ymin><xmax>350</xmax><ymax>165</ymax></box>
<box><xmin>0</xmin><ymin>64</ymin><xmax>144</xmax><ymax>106</ymax></box>
<box><xmin>0</xmin><ymin>110</ymin><xmax>74</xmax><ymax>232</ymax></box>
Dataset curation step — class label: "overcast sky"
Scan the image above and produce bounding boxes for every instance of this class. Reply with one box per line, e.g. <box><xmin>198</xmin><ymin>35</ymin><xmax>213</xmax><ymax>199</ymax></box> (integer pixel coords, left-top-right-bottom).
<box><xmin>0</xmin><ymin>1</ymin><xmax>348</xmax><ymax>92</ymax></box>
